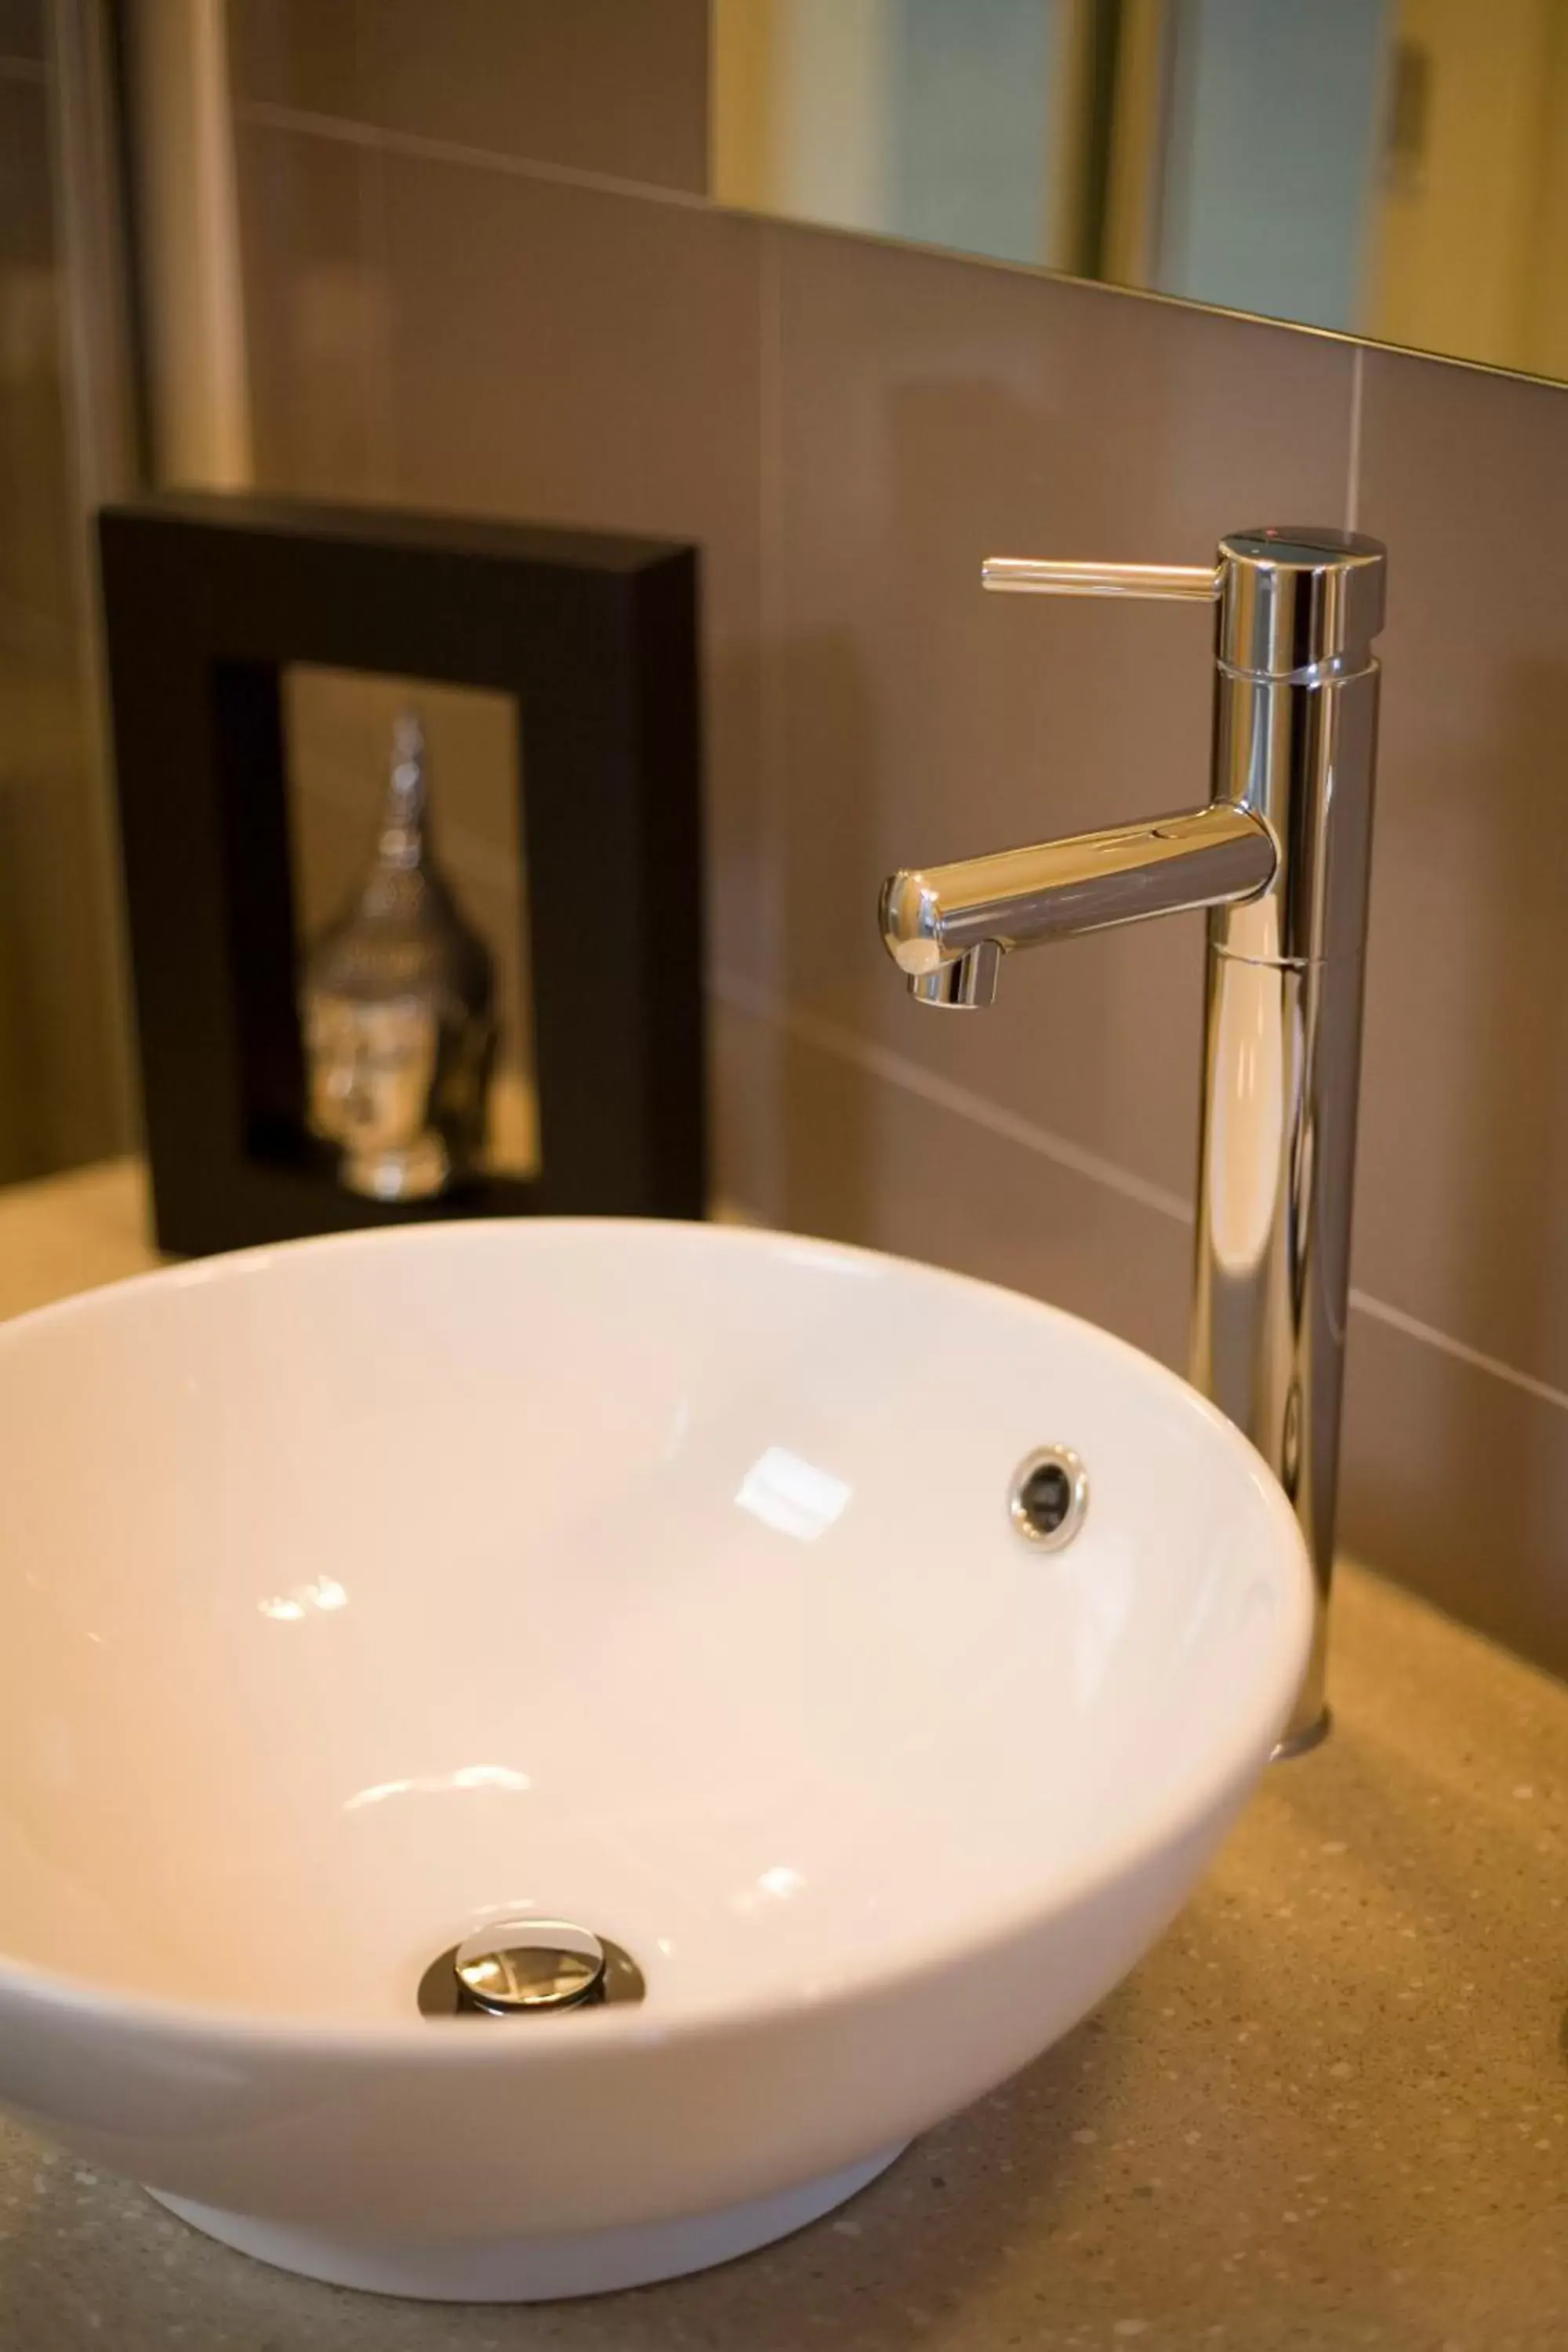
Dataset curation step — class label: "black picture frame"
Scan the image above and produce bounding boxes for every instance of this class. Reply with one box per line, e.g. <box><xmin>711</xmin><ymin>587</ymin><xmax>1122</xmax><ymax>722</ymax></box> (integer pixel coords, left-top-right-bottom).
<box><xmin>96</xmin><ymin>492</ymin><xmax>706</xmax><ymax>1258</ymax></box>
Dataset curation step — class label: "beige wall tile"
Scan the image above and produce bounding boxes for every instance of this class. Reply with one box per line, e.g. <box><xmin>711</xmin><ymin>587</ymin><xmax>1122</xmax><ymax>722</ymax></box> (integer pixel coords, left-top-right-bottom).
<box><xmin>236</xmin><ymin>122</ymin><xmax>394</xmax><ymax>500</ymax></box>
<box><xmin>0</xmin><ymin>688</ymin><xmax>126</xmax><ymax>1180</ymax></box>
<box><xmin>1355</xmin><ymin>350</ymin><xmax>1568</xmax><ymax>1396</ymax></box>
<box><xmin>768</xmin><ymin>223</ymin><xmax>1357</xmax><ymax>1204</ymax></box>
<box><xmin>1341</xmin><ymin>1309</ymin><xmax>1568</xmax><ymax>1682</ymax></box>
<box><xmin>0</xmin><ymin>4</ymin><xmax>40</xmax><ymax>65</ymax></box>
<box><xmin>713</xmin><ymin>994</ymin><xmax>1192</xmax><ymax>1371</ymax></box>
<box><xmin>378</xmin><ymin>154</ymin><xmax>767</xmax><ymax>982</ymax></box>
<box><xmin>0</xmin><ymin>78</ymin><xmax>125</xmax><ymax>1181</ymax></box>
<box><xmin>227</xmin><ymin>0</ymin><xmax>363</xmax><ymax>118</ymax></box>
<box><xmin>227</xmin><ymin>0</ymin><xmax>710</xmax><ymax>194</ymax></box>
<box><xmin>0</xmin><ymin>78</ymin><xmax>71</xmax><ymax>652</ymax></box>
<box><xmin>0</xmin><ymin>2</ymin><xmax>42</xmax><ymax>63</ymax></box>
<box><xmin>366</xmin><ymin>0</ymin><xmax>708</xmax><ymax>193</ymax></box>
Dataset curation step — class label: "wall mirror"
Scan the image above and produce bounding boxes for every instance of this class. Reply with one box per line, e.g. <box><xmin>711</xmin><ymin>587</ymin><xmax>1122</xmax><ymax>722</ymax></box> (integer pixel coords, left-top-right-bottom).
<box><xmin>714</xmin><ymin>0</ymin><xmax>1568</xmax><ymax>384</ymax></box>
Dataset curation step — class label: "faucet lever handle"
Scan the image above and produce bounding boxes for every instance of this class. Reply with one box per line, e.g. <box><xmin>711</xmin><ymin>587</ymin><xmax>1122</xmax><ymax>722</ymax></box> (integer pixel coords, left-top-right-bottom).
<box><xmin>982</xmin><ymin>557</ymin><xmax>1221</xmax><ymax>603</ymax></box>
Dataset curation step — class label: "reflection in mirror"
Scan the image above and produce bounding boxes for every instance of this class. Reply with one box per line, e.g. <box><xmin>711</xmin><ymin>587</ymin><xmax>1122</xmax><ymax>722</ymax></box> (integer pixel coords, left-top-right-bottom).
<box><xmin>283</xmin><ymin>670</ymin><xmax>539</xmax><ymax>1189</ymax></box>
<box><xmin>714</xmin><ymin>0</ymin><xmax>1568</xmax><ymax>383</ymax></box>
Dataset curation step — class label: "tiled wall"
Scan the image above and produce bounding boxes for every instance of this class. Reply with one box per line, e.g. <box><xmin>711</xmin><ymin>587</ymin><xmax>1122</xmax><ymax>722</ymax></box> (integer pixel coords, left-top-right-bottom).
<box><xmin>0</xmin><ymin>5</ymin><xmax>129</xmax><ymax>1180</ymax></box>
<box><xmin>227</xmin><ymin>3</ymin><xmax>1568</xmax><ymax>1679</ymax></box>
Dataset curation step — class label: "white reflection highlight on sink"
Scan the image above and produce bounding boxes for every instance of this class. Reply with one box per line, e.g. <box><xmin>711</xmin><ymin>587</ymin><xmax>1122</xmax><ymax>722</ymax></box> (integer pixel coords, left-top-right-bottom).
<box><xmin>732</xmin><ymin>1864</ymin><xmax>808</xmax><ymax>1918</ymax></box>
<box><xmin>735</xmin><ymin>1446</ymin><xmax>852</xmax><ymax>1541</ymax></box>
<box><xmin>343</xmin><ymin>1765</ymin><xmax>533</xmax><ymax>1812</ymax></box>
<box><xmin>258</xmin><ymin>1577</ymin><xmax>347</xmax><ymax>1621</ymax></box>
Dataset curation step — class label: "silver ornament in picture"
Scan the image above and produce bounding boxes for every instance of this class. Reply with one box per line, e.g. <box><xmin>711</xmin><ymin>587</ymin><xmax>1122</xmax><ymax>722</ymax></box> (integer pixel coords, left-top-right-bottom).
<box><xmin>302</xmin><ymin>712</ymin><xmax>496</xmax><ymax>1201</ymax></box>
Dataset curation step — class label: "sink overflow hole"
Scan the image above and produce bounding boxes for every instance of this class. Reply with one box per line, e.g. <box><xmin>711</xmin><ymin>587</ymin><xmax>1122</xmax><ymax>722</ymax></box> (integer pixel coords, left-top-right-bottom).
<box><xmin>1009</xmin><ymin>1446</ymin><xmax>1089</xmax><ymax>1551</ymax></box>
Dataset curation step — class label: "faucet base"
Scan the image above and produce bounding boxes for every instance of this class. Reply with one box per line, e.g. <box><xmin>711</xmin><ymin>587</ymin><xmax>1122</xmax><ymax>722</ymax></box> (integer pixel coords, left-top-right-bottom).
<box><xmin>1271</xmin><ymin>1705</ymin><xmax>1331</xmax><ymax>1763</ymax></box>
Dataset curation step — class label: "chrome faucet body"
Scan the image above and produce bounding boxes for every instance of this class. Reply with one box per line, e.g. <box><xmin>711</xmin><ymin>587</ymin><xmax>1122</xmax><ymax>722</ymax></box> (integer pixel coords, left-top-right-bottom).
<box><xmin>880</xmin><ymin>528</ymin><xmax>1387</xmax><ymax>1750</ymax></box>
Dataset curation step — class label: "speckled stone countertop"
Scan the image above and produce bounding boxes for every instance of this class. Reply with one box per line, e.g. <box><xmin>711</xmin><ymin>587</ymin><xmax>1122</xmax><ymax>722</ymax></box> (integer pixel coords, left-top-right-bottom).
<box><xmin>2</xmin><ymin>1163</ymin><xmax>1566</xmax><ymax>2349</ymax></box>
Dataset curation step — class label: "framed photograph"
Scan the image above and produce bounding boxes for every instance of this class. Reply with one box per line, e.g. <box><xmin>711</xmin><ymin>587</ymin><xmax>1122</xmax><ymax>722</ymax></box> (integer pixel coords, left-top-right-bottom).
<box><xmin>98</xmin><ymin>493</ymin><xmax>706</xmax><ymax>1256</ymax></box>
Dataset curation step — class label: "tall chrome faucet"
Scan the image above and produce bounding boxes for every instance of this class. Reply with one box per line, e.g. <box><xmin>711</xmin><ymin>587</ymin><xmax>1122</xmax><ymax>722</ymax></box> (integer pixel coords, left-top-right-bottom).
<box><xmin>880</xmin><ymin>528</ymin><xmax>1387</xmax><ymax>1751</ymax></box>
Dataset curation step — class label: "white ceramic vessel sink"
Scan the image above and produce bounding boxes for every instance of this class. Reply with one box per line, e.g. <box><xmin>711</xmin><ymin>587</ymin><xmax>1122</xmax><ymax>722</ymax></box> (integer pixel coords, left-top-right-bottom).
<box><xmin>0</xmin><ymin>1220</ymin><xmax>1311</xmax><ymax>2300</ymax></box>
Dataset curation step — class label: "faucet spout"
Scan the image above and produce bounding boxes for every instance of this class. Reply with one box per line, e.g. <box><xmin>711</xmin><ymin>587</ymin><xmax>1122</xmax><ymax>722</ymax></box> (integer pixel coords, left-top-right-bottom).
<box><xmin>906</xmin><ymin>940</ymin><xmax>1003</xmax><ymax>1009</ymax></box>
<box><xmin>880</xmin><ymin>802</ymin><xmax>1276</xmax><ymax>995</ymax></box>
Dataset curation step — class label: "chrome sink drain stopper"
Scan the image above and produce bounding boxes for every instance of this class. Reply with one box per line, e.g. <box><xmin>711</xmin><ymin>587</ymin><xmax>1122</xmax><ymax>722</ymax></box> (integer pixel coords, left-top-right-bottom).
<box><xmin>453</xmin><ymin>1920</ymin><xmax>606</xmax><ymax>2014</ymax></box>
<box><xmin>418</xmin><ymin>1922</ymin><xmax>646</xmax><ymax>2018</ymax></box>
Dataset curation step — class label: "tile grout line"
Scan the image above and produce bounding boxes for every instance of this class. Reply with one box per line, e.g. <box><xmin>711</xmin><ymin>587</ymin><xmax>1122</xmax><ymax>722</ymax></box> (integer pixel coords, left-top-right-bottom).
<box><xmin>1345</xmin><ymin>343</ymin><xmax>1365</xmax><ymax>533</ymax></box>
<box><xmin>711</xmin><ymin>971</ymin><xmax>1568</xmax><ymax>1424</ymax></box>
<box><xmin>230</xmin><ymin>95</ymin><xmax>1568</xmax><ymax>405</ymax></box>
<box><xmin>232</xmin><ymin>95</ymin><xmax>1388</xmax><ymax>375</ymax></box>
<box><xmin>236</xmin><ymin>97</ymin><xmax>712</xmax><ymax>212</ymax></box>
<box><xmin>1342</xmin><ymin>1290</ymin><xmax>1568</xmax><ymax>1418</ymax></box>
<box><xmin>711</xmin><ymin>971</ymin><xmax>1194</xmax><ymax>1227</ymax></box>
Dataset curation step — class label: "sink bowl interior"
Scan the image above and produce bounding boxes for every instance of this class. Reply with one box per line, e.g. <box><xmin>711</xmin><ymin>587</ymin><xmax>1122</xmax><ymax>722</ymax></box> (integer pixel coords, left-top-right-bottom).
<box><xmin>0</xmin><ymin>1220</ymin><xmax>1305</xmax><ymax>2034</ymax></box>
